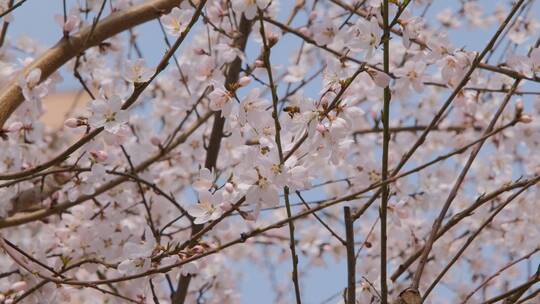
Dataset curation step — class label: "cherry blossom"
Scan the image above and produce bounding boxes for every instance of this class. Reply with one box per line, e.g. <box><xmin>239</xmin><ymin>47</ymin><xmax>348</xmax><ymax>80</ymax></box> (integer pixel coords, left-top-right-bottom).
<box><xmin>87</xmin><ymin>95</ymin><xmax>128</xmax><ymax>133</ymax></box>
<box><xmin>54</xmin><ymin>12</ymin><xmax>80</xmax><ymax>34</ymax></box>
<box><xmin>348</xmin><ymin>17</ymin><xmax>382</xmax><ymax>58</ymax></box>
<box><xmin>231</xmin><ymin>0</ymin><xmax>270</xmax><ymax>20</ymax></box>
<box><xmin>395</xmin><ymin>61</ymin><xmax>427</xmax><ymax>93</ymax></box>
<box><xmin>18</xmin><ymin>68</ymin><xmax>48</xmax><ymax>103</ymax></box>
<box><xmin>187</xmin><ymin>191</ymin><xmax>224</xmax><ymax>224</ymax></box>
<box><xmin>400</xmin><ymin>15</ymin><xmax>424</xmax><ymax>48</ymax></box>
<box><xmin>161</xmin><ymin>7</ymin><xmax>192</xmax><ymax>36</ymax></box>
<box><xmin>123</xmin><ymin>58</ymin><xmax>153</xmax><ymax>83</ymax></box>
<box><xmin>208</xmin><ymin>84</ymin><xmax>235</xmax><ymax>117</ymax></box>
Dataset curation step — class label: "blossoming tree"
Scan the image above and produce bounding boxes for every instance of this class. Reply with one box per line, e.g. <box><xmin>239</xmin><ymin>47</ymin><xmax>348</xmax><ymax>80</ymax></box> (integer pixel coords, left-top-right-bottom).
<box><xmin>0</xmin><ymin>0</ymin><xmax>539</xmax><ymax>303</ymax></box>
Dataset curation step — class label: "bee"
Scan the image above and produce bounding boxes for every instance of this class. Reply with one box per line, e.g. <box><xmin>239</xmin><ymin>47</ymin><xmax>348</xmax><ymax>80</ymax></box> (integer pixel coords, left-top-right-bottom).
<box><xmin>283</xmin><ymin>105</ymin><xmax>301</xmax><ymax>118</ymax></box>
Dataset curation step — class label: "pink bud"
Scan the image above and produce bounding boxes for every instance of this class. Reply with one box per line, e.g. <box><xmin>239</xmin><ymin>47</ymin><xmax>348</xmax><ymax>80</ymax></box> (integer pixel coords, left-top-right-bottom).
<box><xmin>150</xmin><ymin>137</ymin><xmax>161</xmax><ymax>146</ymax></box>
<box><xmin>192</xmin><ymin>245</ymin><xmax>205</xmax><ymax>253</ymax></box>
<box><xmin>299</xmin><ymin>27</ymin><xmax>311</xmax><ymax>37</ymax></box>
<box><xmin>238</xmin><ymin>76</ymin><xmax>251</xmax><ymax>87</ymax></box>
<box><xmin>25</xmin><ymin>69</ymin><xmax>41</xmax><ymax>87</ymax></box>
<box><xmin>63</xmin><ymin>16</ymin><xmax>79</xmax><ymax>33</ymax></box>
<box><xmin>370</xmin><ymin>110</ymin><xmax>378</xmax><ymax>120</ymax></box>
<box><xmin>244</xmin><ymin>212</ymin><xmax>257</xmax><ymax>221</ymax></box>
<box><xmin>516</xmin><ymin>100</ymin><xmax>524</xmax><ymax>111</ymax></box>
<box><xmin>51</xmin><ymin>191</ymin><xmax>60</xmax><ymax>200</ymax></box>
<box><xmin>11</xmin><ymin>281</ymin><xmax>27</xmax><ymax>292</ymax></box>
<box><xmin>254</xmin><ymin>60</ymin><xmax>265</xmax><ymax>68</ymax></box>
<box><xmin>316</xmin><ymin>123</ymin><xmax>327</xmax><ymax>134</ymax></box>
<box><xmin>267</xmin><ymin>32</ymin><xmax>280</xmax><ymax>45</ymax></box>
<box><xmin>220</xmin><ymin>201</ymin><xmax>233</xmax><ymax>211</ymax></box>
<box><xmin>309</xmin><ymin>11</ymin><xmax>318</xmax><ymax>21</ymax></box>
<box><xmin>519</xmin><ymin>114</ymin><xmax>533</xmax><ymax>124</ymax></box>
<box><xmin>224</xmin><ymin>182</ymin><xmax>234</xmax><ymax>193</ymax></box>
<box><xmin>8</xmin><ymin>121</ymin><xmax>23</xmax><ymax>132</ymax></box>
<box><xmin>64</xmin><ymin>118</ymin><xmax>79</xmax><ymax>128</ymax></box>
<box><xmin>92</xmin><ymin>150</ymin><xmax>108</xmax><ymax>162</ymax></box>
<box><xmin>193</xmin><ymin>48</ymin><xmax>206</xmax><ymax>55</ymax></box>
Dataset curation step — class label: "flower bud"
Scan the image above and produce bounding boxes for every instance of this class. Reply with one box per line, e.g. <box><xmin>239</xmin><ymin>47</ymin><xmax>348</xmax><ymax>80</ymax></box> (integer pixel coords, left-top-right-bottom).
<box><xmin>8</xmin><ymin>121</ymin><xmax>23</xmax><ymax>132</ymax></box>
<box><xmin>519</xmin><ymin>114</ymin><xmax>533</xmax><ymax>124</ymax></box>
<box><xmin>92</xmin><ymin>150</ymin><xmax>108</xmax><ymax>162</ymax></box>
<box><xmin>150</xmin><ymin>137</ymin><xmax>162</xmax><ymax>146</ymax></box>
<box><xmin>193</xmin><ymin>48</ymin><xmax>206</xmax><ymax>55</ymax></box>
<box><xmin>267</xmin><ymin>32</ymin><xmax>280</xmax><ymax>47</ymax></box>
<box><xmin>244</xmin><ymin>212</ymin><xmax>257</xmax><ymax>221</ymax></box>
<box><xmin>316</xmin><ymin>123</ymin><xmax>327</xmax><ymax>134</ymax></box>
<box><xmin>299</xmin><ymin>27</ymin><xmax>311</xmax><ymax>37</ymax></box>
<box><xmin>64</xmin><ymin>118</ymin><xmax>79</xmax><ymax>128</ymax></box>
<box><xmin>238</xmin><ymin>76</ymin><xmax>252</xmax><ymax>87</ymax></box>
<box><xmin>515</xmin><ymin>99</ymin><xmax>524</xmax><ymax>112</ymax></box>
<box><xmin>11</xmin><ymin>281</ymin><xmax>27</xmax><ymax>292</ymax></box>
<box><xmin>220</xmin><ymin>201</ymin><xmax>233</xmax><ymax>211</ymax></box>
<box><xmin>224</xmin><ymin>182</ymin><xmax>234</xmax><ymax>193</ymax></box>
<box><xmin>254</xmin><ymin>60</ymin><xmax>265</xmax><ymax>68</ymax></box>
<box><xmin>63</xmin><ymin>16</ymin><xmax>79</xmax><ymax>33</ymax></box>
<box><xmin>192</xmin><ymin>245</ymin><xmax>205</xmax><ymax>254</ymax></box>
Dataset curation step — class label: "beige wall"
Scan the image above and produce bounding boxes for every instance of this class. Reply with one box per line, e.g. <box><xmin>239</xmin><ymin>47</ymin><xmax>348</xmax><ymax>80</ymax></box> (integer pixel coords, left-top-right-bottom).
<box><xmin>41</xmin><ymin>91</ymin><xmax>90</xmax><ymax>128</ymax></box>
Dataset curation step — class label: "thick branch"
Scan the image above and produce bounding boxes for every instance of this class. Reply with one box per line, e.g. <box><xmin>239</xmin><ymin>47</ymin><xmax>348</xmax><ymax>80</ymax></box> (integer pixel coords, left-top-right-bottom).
<box><xmin>172</xmin><ymin>15</ymin><xmax>252</xmax><ymax>304</ymax></box>
<box><xmin>0</xmin><ymin>0</ymin><xmax>182</xmax><ymax>127</ymax></box>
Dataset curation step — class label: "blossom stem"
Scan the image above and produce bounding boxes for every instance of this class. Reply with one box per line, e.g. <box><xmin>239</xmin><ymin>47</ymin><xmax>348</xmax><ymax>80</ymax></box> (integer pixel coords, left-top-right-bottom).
<box><xmin>380</xmin><ymin>0</ymin><xmax>390</xmax><ymax>302</ymax></box>
<box><xmin>259</xmin><ymin>10</ymin><xmax>302</xmax><ymax>304</ymax></box>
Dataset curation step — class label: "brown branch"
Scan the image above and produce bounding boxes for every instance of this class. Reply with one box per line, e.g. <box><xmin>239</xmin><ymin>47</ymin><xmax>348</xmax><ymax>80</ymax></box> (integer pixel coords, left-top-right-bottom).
<box><xmin>461</xmin><ymin>248</ymin><xmax>540</xmax><ymax>303</ymax></box>
<box><xmin>0</xmin><ymin>0</ymin><xmax>14</xmax><ymax>48</ymax></box>
<box><xmin>0</xmin><ymin>0</ymin><xmax>183</xmax><ymax>127</ymax></box>
<box><xmin>0</xmin><ymin>0</ymin><xmax>26</xmax><ymax>19</ymax></box>
<box><xmin>30</xmin><ymin>119</ymin><xmax>527</xmax><ymax>287</ymax></box>
<box><xmin>171</xmin><ymin>14</ymin><xmax>252</xmax><ymax>304</ymax></box>
<box><xmin>422</xmin><ymin>178</ymin><xmax>540</xmax><ymax>300</ymax></box>
<box><xmin>344</xmin><ymin>206</ymin><xmax>355</xmax><ymax>304</ymax></box>
<box><xmin>380</xmin><ymin>1</ymin><xmax>391</xmax><ymax>301</ymax></box>
<box><xmin>390</xmin><ymin>174</ymin><xmax>540</xmax><ymax>282</ymax></box>
<box><xmin>262</xmin><ymin>16</ymin><xmax>384</xmax><ymax>74</ymax></box>
<box><xmin>0</xmin><ymin>111</ymin><xmax>212</xmax><ymax>229</ymax></box>
<box><xmin>0</xmin><ymin>109</ymin><xmax>525</xmax><ymax>295</ymax></box>
<box><xmin>259</xmin><ymin>9</ymin><xmax>302</xmax><ymax>303</ymax></box>
<box><xmin>120</xmin><ymin>145</ymin><xmax>160</xmax><ymax>242</ymax></box>
<box><xmin>351</xmin><ymin>0</ymin><xmax>526</xmax><ymax>226</ymax></box>
<box><xmin>329</xmin><ymin>0</ymin><xmax>540</xmax><ymax>84</ymax></box>
<box><xmin>411</xmin><ymin>77</ymin><xmax>522</xmax><ymax>290</ymax></box>
<box><xmin>0</xmin><ymin>0</ymin><xmax>202</xmax><ymax>186</ymax></box>
<box><xmin>0</xmin><ymin>128</ymin><xmax>103</xmax><ymax>181</ymax></box>
<box><xmin>481</xmin><ymin>270</ymin><xmax>540</xmax><ymax>304</ymax></box>
<box><xmin>354</xmin><ymin>124</ymin><xmax>471</xmax><ymax>135</ymax></box>
<box><xmin>156</xmin><ymin>112</ymin><xmax>519</xmax><ymax>266</ymax></box>
<box><xmin>296</xmin><ymin>191</ymin><xmax>345</xmax><ymax>245</ymax></box>
<box><xmin>515</xmin><ymin>288</ymin><xmax>540</xmax><ymax>303</ymax></box>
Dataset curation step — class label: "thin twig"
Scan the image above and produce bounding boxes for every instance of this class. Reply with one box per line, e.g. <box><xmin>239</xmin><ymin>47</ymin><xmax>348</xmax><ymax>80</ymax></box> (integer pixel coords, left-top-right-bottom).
<box><xmin>259</xmin><ymin>10</ymin><xmax>302</xmax><ymax>303</ymax></box>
